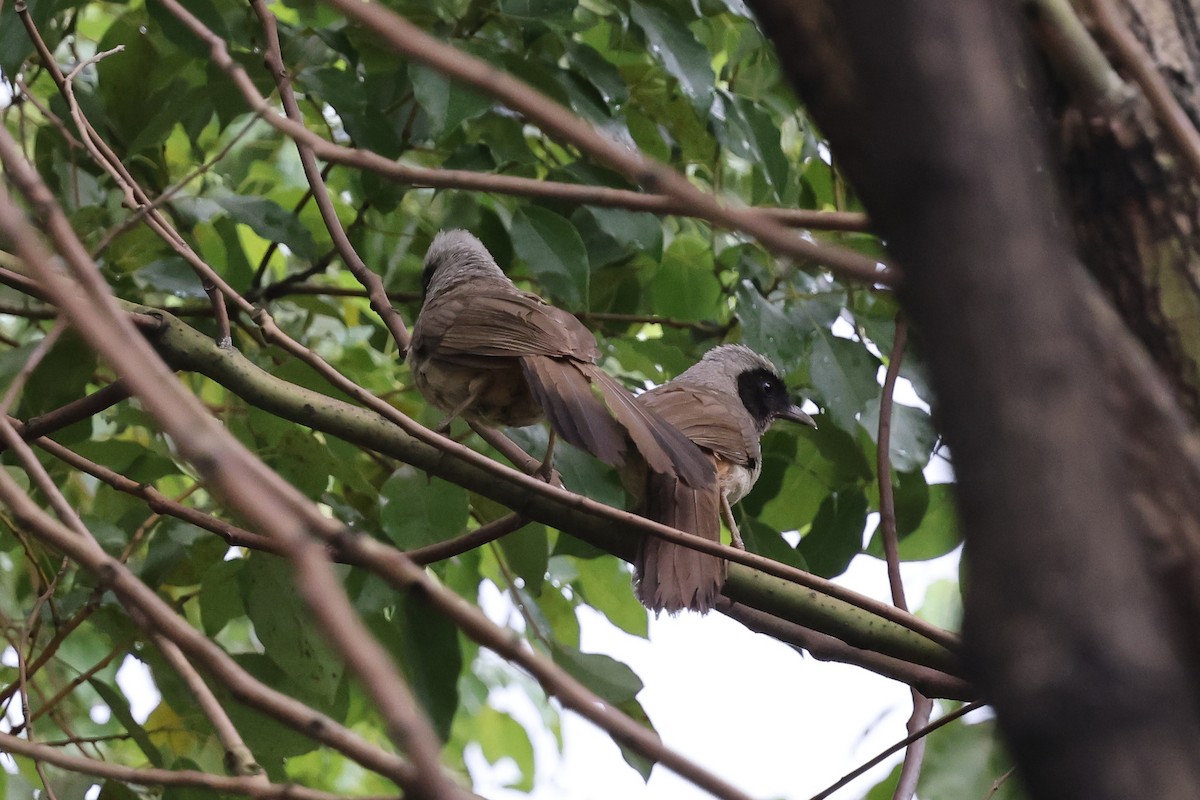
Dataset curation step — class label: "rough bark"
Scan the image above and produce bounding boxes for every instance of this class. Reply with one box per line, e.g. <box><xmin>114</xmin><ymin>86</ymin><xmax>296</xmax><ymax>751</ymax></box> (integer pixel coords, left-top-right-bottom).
<box><xmin>746</xmin><ymin>2</ymin><xmax>1200</xmax><ymax>798</ymax></box>
<box><xmin>1050</xmin><ymin>0</ymin><xmax>1200</xmax><ymax>421</ymax></box>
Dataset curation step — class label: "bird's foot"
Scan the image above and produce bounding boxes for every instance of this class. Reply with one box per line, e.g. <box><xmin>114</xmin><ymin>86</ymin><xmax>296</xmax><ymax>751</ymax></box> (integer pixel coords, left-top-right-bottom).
<box><xmin>535</xmin><ymin>430</ymin><xmax>557</xmax><ymax>481</ymax></box>
<box><xmin>722</xmin><ymin>495</ymin><xmax>747</xmax><ymax>550</ymax></box>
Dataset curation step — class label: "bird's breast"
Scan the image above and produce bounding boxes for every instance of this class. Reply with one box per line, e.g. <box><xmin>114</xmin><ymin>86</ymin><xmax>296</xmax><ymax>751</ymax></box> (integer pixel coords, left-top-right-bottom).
<box><xmin>715</xmin><ymin>456</ymin><xmax>761</xmax><ymax>505</ymax></box>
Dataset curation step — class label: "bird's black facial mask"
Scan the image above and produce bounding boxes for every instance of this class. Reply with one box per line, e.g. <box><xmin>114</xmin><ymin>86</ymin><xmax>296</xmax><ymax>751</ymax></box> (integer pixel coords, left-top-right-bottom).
<box><xmin>736</xmin><ymin>367</ymin><xmax>794</xmax><ymax>428</ymax></box>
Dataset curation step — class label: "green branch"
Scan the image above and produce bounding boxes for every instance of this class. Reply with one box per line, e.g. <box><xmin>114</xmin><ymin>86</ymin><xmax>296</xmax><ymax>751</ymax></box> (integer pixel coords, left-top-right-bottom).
<box><xmin>132</xmin><ymin>303</ymin><xmax>962</xmax><ymax>679</ymax></box>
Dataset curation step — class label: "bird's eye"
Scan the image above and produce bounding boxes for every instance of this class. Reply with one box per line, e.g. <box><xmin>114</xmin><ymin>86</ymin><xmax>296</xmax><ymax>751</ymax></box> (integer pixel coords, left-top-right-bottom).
<box><xmin>760</xmin><ymin>378</ymin><xmax>775</xmax><ymax>393</ymax></box>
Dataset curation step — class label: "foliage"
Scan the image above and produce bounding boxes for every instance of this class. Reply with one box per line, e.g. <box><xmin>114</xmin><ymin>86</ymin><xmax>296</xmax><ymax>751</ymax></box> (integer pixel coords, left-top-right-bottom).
<box><xmin>0</xmin><ymin>0</ymin><xmax>995</xmax><ymax>797</ymax></box>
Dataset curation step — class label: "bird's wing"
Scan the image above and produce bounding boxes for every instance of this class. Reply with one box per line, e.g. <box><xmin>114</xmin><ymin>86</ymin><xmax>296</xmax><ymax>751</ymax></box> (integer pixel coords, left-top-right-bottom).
<box><xmin>416</xmin><ymin>288</ymin><xmax>600</xmax><ymax>363</ymax></box>
<box><xmin>638</xmin><ymin>384</ymin><xmax>760</xmax><ymax>467</ymax></box>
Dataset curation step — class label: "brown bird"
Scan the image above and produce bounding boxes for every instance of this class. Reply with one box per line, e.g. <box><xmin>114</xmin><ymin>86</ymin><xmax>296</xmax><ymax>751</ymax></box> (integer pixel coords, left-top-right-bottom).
<box><xmin>407</xmin><ymin>229</ymin><xmax>713</xmax><ymax>491</ymax></box>
<box><xmin>634</xmin><ymin>345</ymin><xmax>817</xmax><ymax>614</ymax></box>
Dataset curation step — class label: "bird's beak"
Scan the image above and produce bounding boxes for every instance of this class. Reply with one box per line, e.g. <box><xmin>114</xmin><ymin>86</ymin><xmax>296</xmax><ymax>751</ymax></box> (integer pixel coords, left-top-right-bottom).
<box><xmin>780</xmin><ymin>403</ymin><xmax>818</xmax><ymax>429</ymax></box>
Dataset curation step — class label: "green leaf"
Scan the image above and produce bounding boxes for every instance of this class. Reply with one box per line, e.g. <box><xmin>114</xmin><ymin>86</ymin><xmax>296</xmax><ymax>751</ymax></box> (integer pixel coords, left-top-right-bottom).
<box><xmin>199</xmin><ymin>559</ymin><xmax>245</xmax><ymax>637</ymax></box>
<box><xmin>918</xmin><ymin>579</ymin><xmax>964</xmax><ymax>633</ymax></box>
<box><xmin>868</xmin><ymin>484</ymin><xmax>962</xmax><ymax>561</ymax></box>
<box><xmin>242</xmin><ymin>555</ymin><xmax>345</xmax><ymax>708</ymax></box>
<box><xmin>918</xmin><ymin>716</ymin><xmax>1025</xmax><ymax>800</ymax></box>
<box><xmin>409</xmin><ymin>63</ymin><xmax>492</xmax><ymax>138</ymax></box>
<box><xmin>379</xmin><ymin>465</ymin><xmax>470</xmax><ymax>549</ymax></box>
<box><xmin>511</xmin><ymin>207</ymin><xmax>591</xmax><ymax>309</ymax></box>
<box><xmin>475</xmin><ymin>705</ymin><xmax>536</xmax><ymax>791</ymax></box>
<box><xmin>798</xmin><ymin>489</ymin><xmax>867</xmax><ymax>578</ymax></box>
<box><xmin>573</xmin><ymin>207</ymin><xmax>662</xmax><ymax>267</ymax></box>
<box><xmin>860</xmin><ymin>399</ymin><xmax>937</xmax><ymax>473</ymax></box>
<box><xmin>134</xmin><ymin>257</ymin><xmax>208</xmax><ymax>297</ymax></box>
<box><xmin>367</xmin><ymin>594</ymin><xmax>462</xmax><ymax>742</ymax></box>
<box><xmin>574</xmin><ymin>557</ymin><xmax>648</xmax><ymax>638</ymax></box>
<box><xmin>551</xmin><ymin>643</ymin><xmax>643</xmax><ymax>705</ymax></box>
<box><xmin>18</xmin><ymin>332</ymin><xmax>98</xmax><ymax>420</ymax></box>
<box><xmin>497</xmin><ymin>524</ymin><xmax>549</xmax><ymax>597</ymax></box>
<box><xmin>809</xmin><ymin>334</ymin><xmax>880</xmax><ymax>432</ymax></box>
<box><xmin>566</xmin><ymin>42</ymin><xmax>629</xmax><ymax>110</ymax></box>
<box><xmin>499</xmin><ymin>0</ymin><xmax>579</xmax><ymax>27</ymax></box>
<box><xmin>735</xmin><ymin>281</ymin><xmax>810</xmax><ymax>373</ymax></box>
<box><xmin>650</xmin><ymin>233</ymin><xmax>722</xmax><ymax>322</ymax></box>
<box><xmin>630</xmin><ymin>3</ymin><xmax>715</xmax><ymax>115</ymax></box>
<box><xmin>0</xmin><ymin>0</ymin><xmax>57</xmax><ymax>77</ymax></box>
<box><xmin>213</xmin><ymin>194</ymin><xmax>317</xmax><ymax>261</ymax></box>
<box><xmin>89</xmin><ymin>677</ymin><xmax>163</xmax><ymax>767</ymax></box>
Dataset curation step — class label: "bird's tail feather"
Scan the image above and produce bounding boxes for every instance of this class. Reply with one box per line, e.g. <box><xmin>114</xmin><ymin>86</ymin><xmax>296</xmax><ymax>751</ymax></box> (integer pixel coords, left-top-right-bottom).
<box><xmin>635</xmin><ymin>472</ymin><xmax>724</xmax><ymax>614</ymax></box>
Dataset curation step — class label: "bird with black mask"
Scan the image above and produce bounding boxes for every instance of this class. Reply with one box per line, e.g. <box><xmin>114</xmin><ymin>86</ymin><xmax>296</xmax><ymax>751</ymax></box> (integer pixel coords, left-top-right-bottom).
<box><xmin>407</xmin><ymin>228</ymin><xmax>714</xmax><ymax>491</ymax></box>
<box><xmin>634</xmin><ymin>345</ymin><xmax>817</xmax><ymax>614</ymax></box>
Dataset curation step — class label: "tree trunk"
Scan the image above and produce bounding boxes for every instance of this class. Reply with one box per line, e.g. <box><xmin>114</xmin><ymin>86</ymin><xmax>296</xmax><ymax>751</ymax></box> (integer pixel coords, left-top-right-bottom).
<box><xmin>746</xmin><ymin>2</ymin><xmax>1200</xmax><ymax>797</ymax></box>
<box><xmin>1053</xmin><ymin>0</ymin><xmax>1200</xmax><ymax>421</ymax></box>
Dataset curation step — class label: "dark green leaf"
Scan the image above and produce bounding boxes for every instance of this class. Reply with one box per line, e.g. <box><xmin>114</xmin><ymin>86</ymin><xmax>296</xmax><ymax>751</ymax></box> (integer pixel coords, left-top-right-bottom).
<box><xmin>367</xmin><ymin>594</ymin><xmax>461</xmax><ymax>742</ymax></box>
<box><xmin>511</xmin><ymin>207</ymin><xmax>591</xmax><ymax>309</ymax></box>
<box><xmin>410</xmin><ymin>63</ymin><xmax>492</xmax><ymax>138</ymax></box>
<box><xmin>735</xmin><ymin>281</ymin><xmax>810</xmax><ymax>372</ymax></box>
<box><xmin>872</xmin><ymin>483</ymin><xmax>962</xmax><ymax>561</ymax></box>
<box><xmin>860</xmin><ymin>399</ymin><xmax>938</xmax><ymax>473</ymax></box>
<box><xmin>497</xmin><ymin>524</ymin><xmax>549</xmax><ymax>596</ymax></box>
<box><xmin>89</xmin><ymin>677</ymin><xmax>163</xmax><ymax>767</ymax></box>
<box><xmin>242</xmin><ymin>555</ymin><xmax>345</xmax><ymax>707</ymax></box>
<box><xmin>650</xmin><ymin>233</ymin><xmax>722</xmax><ymax>322</ymax></box>
<box><xmin>630</xmin><ymin>4</ymin><xmax>715</xmax><ymax>115</ymax></box>
<box><xmin>918</xmin><ymin>716</ymin><xmax>1025</xmax><ymax>800</ymax></box>
<box><xmin>213</xmin><ymin>194</ymin><xmax>317</xmax><ymax>261</ymax></box>
<box><xmin>379</xmin><ymin>465</ymin><xmax>470</xmax><ymax>549</ymax></box>
<box><xmin>798</xmin><ymin>489</ymin><xmax>868</xmax><ymax>578</ymax></box>
<box><xmin>551</xmin><ymin>643</ymin><xmax>643</xmax><ymax>705</ymax></box>
<box><xmin>809</xmin><ymin>334</ymin><xmax>880</xmax><ymax>432</ymax></box>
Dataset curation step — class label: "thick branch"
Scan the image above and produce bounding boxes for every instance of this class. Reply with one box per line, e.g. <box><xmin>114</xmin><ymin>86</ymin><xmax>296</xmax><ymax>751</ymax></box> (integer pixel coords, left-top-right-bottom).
<box><xmin>135</xmin><ymin>302</ymin><xmax>961</xmax><ymax>678</ymax></box>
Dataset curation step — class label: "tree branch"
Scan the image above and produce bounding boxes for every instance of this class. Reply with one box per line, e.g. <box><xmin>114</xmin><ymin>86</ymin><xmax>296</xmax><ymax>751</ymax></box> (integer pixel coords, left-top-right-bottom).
<box><xmin>135</xmin><ymin>301</ymin><xmax>962</xmax><ymax>675</ymax></box>
<box><xmin>152</xmin><ymin>0</ymin><xmax>889</xmax><ymax>284</ymax></box>
<box><xmin>248</xmin><ymin>0</ymin><xmax>411</xmax><ymax>353</ymax></box>
<box><xmin>0</xmin><ymin>730</ymin><xmax>395</xmax><ymax>800</ymax></box>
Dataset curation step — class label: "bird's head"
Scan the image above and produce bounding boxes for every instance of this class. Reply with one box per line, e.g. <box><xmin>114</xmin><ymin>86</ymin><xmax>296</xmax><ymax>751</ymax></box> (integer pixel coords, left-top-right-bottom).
<box><xmin>421</xmin><ymin>229</ymin><xmax>508</xmax><ymax>300</ymax></box>
<box><xmin>696</xmin><ymin>344</ymin><xmax>817</xmax><ymax>434</ymax></box>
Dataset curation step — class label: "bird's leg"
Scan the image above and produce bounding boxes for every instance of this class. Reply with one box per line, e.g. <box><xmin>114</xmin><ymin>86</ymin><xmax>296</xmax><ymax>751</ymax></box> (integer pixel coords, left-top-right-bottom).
<box><xmin>436</xmin><ymin>374</ymin><xmax>490</xmax><ymax>432</ymax></box>
<box><xmin>536</xmin><ymin>429</ymin><xmax>557</xmax><ymax>480</ymax></box>
<box><xmin>721</xmin><ymin>494</ymin><xmax>746</xmax><ymax>550</ymax></box>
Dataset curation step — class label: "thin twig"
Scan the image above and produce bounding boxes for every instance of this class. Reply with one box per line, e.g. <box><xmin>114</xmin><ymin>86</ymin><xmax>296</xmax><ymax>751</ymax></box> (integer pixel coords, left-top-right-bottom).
<box><xmin>90</xmin><ymin>114</ymin><xmax>264</xmax><ymax>259</ymax></box>
<box><xmin>154</xmin><ymin>0</ymin><xmax>887</xmax><ymax>282</ymax></box>
<box><xmin>0</xmin><ymin>730</ymin><xmax>396</xmax><ymax>800</ymax></box>
<box><xmin>808</xmin><ymin>701</ymin><xmax>987</xmax><ymax>800</ymax></box>
<box><xmin>984</xmin><ymin>767</ymin><xmax>1017</xmax><ymax>799</ymax></box>
<box><xmin>151</xmin><ymin>632</ymin><xmax>267</xmax><ymax>780</ymax></box>
<box><xmin>249</xmin><ymin>0</ymin><xmax>410</xmax><ymax>352</ymax></box>
<box><xmin>874</xmin><ymin>316</ymin><xmax>931</xmax><ymax>800</ymax></box>
<box><xmin>9</xmin><ymin>380</ymin><xmax>132</xmax><ymax>448</ymax></box>
<box><xmin>0</xmin><ymin>127</ymin><xmax>444</xmax><ymax>796</ymax></box>
<box><xmin>0</xmin><ymin>316</ymin><xmax>66</xmax><ymax>416</ymax></box>
<box><xmin>878</xmin><ymin>316</ymin><xmax>910</xmax><ymax>613</ymax></box>
<box><xmin>407</xmin><ymin>513</ymin><xmax>529</xmax><ymax>564</ymax></box>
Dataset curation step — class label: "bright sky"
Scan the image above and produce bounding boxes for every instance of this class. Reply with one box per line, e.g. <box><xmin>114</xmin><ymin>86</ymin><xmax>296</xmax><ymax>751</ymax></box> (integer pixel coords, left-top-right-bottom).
<box><xmin>470</xmin><ymin>548</ymin><xmax>962</xmax><ymax>800</ymax></box>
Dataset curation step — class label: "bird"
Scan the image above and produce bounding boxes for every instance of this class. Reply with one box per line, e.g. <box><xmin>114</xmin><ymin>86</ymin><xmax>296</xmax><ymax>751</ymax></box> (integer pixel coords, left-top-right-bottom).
<box><xmin>407</xmin><ymin>229</ymin><xmax>713</xmax><ymax>492</ymax></box>
<box><xmin>634</xmin><ymin>344</ymin><xmax>817</xmax><ymax>614</ymax></box>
